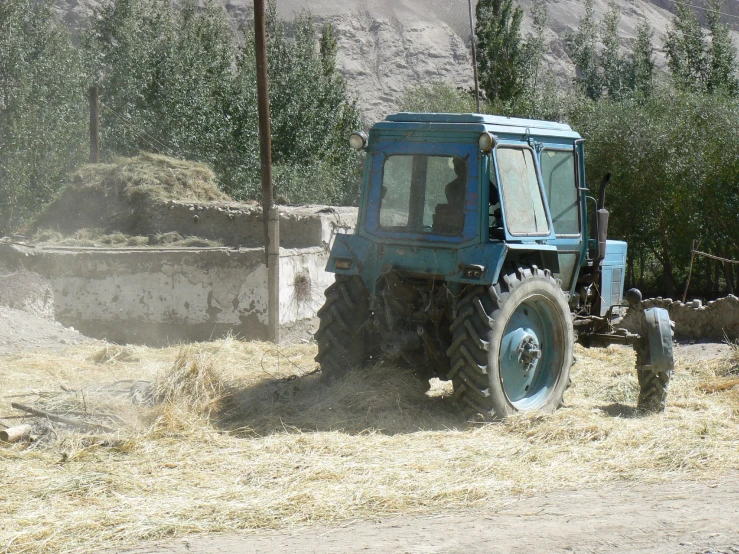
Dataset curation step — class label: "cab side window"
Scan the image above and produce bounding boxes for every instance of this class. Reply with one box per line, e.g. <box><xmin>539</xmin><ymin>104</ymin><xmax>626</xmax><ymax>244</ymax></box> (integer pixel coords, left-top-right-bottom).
<box><xmin>540</xmin><ymin>150</ymin><xmax>579</xmax><ymax>235</ymax></box>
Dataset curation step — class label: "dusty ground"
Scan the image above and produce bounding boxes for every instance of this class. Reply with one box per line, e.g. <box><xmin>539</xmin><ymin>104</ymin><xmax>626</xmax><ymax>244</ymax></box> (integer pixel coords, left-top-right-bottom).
<box><xmin>118</xmin><ymin>478</ymin><xmax>739</xmax><ymax>554</ymax></box>
<box><xmin>0</xmin><ymin>306</ymin><xmax>87</xmax><ymax>353</ymax></box>
<box><xmin>0</xmin><ymin>284</ymin><xmax>737</xmax><ymax>554</ymax></box>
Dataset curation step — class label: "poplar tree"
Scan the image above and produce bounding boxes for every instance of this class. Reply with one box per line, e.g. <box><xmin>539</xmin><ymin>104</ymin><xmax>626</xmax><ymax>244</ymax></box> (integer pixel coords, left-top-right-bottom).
<box><xmin>569</xmin><ymin>0</ymin><xmax>602</xmax><ymax>99</ymax></box>
<box><xmin>629</xmin><ymin>19</ymin><xmax>655</xmax><ymax>98</ymax></box>
<box><xmin>475</xmin><ymin>0</ymin><xmax>526</xmax><ymax>103</ymax></box>
<box><xmin>0</xmin><ymin>0</ymin><xmax>86</xmax><ymax>233</ymax></box>
<box><xmin>665</xmin><ymin>3</ymin><xmax>708</xmax><ymax>93</ymax></box>
<box><xmin>600</xmin><ymin>1</ymin><xmax>625</xmax><ymax>99</ymax></box>
<box><xmin>706</xmin><ymin>0</ymin><xmax>739</xmax><ymax>95</ymax></box>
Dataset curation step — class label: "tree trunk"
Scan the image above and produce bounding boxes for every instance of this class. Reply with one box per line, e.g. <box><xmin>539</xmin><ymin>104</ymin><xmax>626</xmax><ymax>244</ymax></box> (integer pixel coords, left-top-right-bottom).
<box><xmin>725</xmin><ymin>261</ymin><xmax>735</xmax><ymax>296</ymax></box>
<box><xmin>714</xmin><ymin>258</ymin><xmax>721</xmax><ymax>298</ymax></box>
<box><xmin>659</xmin><ymin>216</ymin><xmax>675</xmax><ymax>298</ymax></box>
<box><xmin>705</xmin><ymin>258</ymin><xmax>713</xmax><ymax>298</ymax></box>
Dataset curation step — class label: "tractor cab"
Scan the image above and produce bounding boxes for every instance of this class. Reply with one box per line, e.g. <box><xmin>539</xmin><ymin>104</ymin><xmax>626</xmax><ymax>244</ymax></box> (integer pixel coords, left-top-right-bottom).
<box><xmin>329</xmin><ymin>113</ymin><xmax>597</xmax><ymax>305</ymax></box>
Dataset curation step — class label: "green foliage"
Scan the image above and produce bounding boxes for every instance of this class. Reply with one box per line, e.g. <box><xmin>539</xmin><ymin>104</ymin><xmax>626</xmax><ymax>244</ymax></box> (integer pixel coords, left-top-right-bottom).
<box><xmin>475</xmin><ymin>0</ymin><xmax>526</xmax><ymax>103</ymax></box>
<box><xmin>664</xmin><ymin>1</ymin><xmax>738</xmax><ymax>96</ymax></box>
<box><xmin>706</xmin><ymin>0</ymin><xmax>739</xmax><ymax>95</ymax></box>
<box><xmin>0</xmin><ymin>0</ymin><xmax>87</xmax><ymax>234</ymax></box>
<box><xmin>398</xmin><ymin>83</ymin><xmax>478</xmax><ymax>114</ymax></box>
<box><xmin>568</xmin><ymin>0</ymin><xmax>601</xmax><ymax>99</ymax></box>
<box><xmin>600</xmin><ymin>1</ymin><xmax>626</xmax><ymax>99</ymax></box>
<box><xmin>262</xmin><ymin>5</ymin><xmax>363</xmax><ymax>204</ymax></box>
<box><xmin>82</xmin><ymin>0</ymin><xmax>362</xmax><ymax>206</ymax></box>
<box><xmin>569</xmin><ymin>1</ymin><xmax>656</xmax><ymax>101</ymax></box>
<box><xmin>665</xmin><ymin>2</ymin><xmax>708</xmax><ymax>93</ymax></box>
<box><xmin>629</xmin><ymin>19</ymin><xmax>655</xmax><ymax>98</ymax></box>
<box><xmin>570</xmin><ymin>89</ymin><xmax>739</xmax><ymax>296</ymax></box>
<box><xmin>521</xmin><ymin>0</ymin><xmax>547</xmax><ymax>96</ymax></box>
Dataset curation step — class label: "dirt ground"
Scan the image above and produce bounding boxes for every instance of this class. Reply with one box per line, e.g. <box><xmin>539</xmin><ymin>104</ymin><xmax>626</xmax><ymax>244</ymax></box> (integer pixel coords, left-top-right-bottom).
<box><xmin>1</xmin><ymin>286</ymin><xmax>738</xmax><ymax>554</ymax></box>
<box><xmin>117</xmin><ymin>477</ymin><xmax>739</xmax><ymax>554</ymax></box>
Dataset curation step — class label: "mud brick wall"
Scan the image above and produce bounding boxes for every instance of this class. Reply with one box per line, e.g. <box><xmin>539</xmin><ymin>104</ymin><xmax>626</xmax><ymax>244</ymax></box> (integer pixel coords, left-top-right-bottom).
<box><xmin>620</xmin><ymin>296</ymin><xmax>739</xmax><ymax>341</ymax></box>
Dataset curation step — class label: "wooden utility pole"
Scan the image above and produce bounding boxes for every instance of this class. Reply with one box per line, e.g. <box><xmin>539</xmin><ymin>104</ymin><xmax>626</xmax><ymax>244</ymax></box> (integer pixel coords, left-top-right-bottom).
<box><xmin>254</xmin><ymin>0</ymin><xmax>280</xmax><ymax>343</ymax></box>
<box><xmin>89</xmin><ymin>85</ymin><xmax>100</xmax><ymax>163</ymax></box>
<box><xmin>468</xmin><ymin>0</ymin><xmax>481</xmax><ymax>113</ymax></box>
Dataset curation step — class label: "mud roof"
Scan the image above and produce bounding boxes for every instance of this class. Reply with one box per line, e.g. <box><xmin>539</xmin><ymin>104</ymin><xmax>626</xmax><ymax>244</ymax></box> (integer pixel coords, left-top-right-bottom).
<box><xmin>383</xmin><ymin>113</ymin><xmax>579</xmax><ymax>139</ymax></box>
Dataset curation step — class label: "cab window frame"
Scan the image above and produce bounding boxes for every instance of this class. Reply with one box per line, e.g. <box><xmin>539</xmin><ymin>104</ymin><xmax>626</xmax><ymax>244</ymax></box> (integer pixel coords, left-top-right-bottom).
<box><xmin>493</xmin><ymin>144</ymin><xmax>552</xmax><ymax>238</ymax></box>
<box><xmin>539</xmin><ymin>147</ymin><xmax>581</xmax><ymax>238</ymax></box>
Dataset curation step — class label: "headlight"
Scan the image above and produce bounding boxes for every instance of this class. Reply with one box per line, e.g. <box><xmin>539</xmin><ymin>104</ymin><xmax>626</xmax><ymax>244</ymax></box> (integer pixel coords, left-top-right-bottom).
<box><xmin>349</xmin><ymin>131</ymin><xmax>368</xmax><ymax>150</ymax></box>
<box><xmin>335</xmin><ymin>258</ymin><xmax>353</xmax><ymax>270</ymax></box>
<box><xmin>478</xmin><ymin>132</ymin><xmax>497</xmax><ymax>153</ymax></box>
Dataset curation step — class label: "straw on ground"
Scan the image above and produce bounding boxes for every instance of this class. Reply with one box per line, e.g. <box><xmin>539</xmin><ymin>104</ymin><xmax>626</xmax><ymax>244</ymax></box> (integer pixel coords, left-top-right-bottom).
<box><xmin>0</xmin><ymin>338</ymin><xmax>737</xmax><ymax>553</ymax></box>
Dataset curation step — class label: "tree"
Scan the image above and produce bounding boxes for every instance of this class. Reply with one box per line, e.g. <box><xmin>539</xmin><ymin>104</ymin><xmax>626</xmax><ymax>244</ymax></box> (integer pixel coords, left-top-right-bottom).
<box><xmin>82</xmin><ymin>0</ymin><xmax>362</xmax><ymax>205</ymax></box>
<box><xmin>0</xmin><ymin>0</ymin><xmax>86</xmax><ymax>233</ymax></box>
<box><xmin>629</xmin><ymin>18</ymin><xmax>655</xmax><ymax>98</ymax></box>
<box><xmin>600</xmin><ymin>1</ymin><xmax>625</xmax><ymax>99</ymax></box>
<box><xmin>706</xmin><ymin>0</ymin><xmax>739</xmax><ymax>95</ymax></box>
<box><xmin>522</xmin><ymin>0</ymin><xmax>547</xmax><ymax>96</ymax></box>
<box><xmin>569</xmin><ymin>0</ymin><xmax>602</xmax><ymax>99</ymax></box>
<box><xmin>665</xmin><ymin>3</ymin><xmax>708</xmax><ymax>93</ymax></box>
<box><xmin>475</xmin><ymin>0</ymin><xmax>526</xmax><ymax>103</ymax></box>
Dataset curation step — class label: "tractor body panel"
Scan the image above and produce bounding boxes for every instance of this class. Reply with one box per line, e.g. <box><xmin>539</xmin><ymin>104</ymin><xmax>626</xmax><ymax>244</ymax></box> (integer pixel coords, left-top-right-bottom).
<box><xmin>600</xmin><ymin>240</ymin><xmax>628</xmax><ymax>315</ymax></box>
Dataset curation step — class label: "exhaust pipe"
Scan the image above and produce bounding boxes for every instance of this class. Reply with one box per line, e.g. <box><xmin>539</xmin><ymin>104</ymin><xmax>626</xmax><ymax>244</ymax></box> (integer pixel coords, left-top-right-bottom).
<box><xmin>596</xmin><ymin>173</ymin><xmax>611</xmax><ymax>261</ymax></box>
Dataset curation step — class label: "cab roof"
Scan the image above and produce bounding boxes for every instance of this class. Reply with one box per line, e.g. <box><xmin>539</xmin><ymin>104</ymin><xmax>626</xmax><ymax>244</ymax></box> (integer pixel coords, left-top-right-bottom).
<box><xmin>380</xmin><ymin>112</ymin><xmax>581</xmax><ymax>140</ymax></box>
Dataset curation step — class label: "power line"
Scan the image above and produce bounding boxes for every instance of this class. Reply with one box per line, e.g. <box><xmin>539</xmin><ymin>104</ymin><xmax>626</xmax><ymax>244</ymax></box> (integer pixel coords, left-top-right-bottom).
<box><xmin>558</xmin><ymin>0</ymin><xmax>739</xmax><ymax>24</ymax></box>
<box><xmin>667</xmin><ymin>0</ymin><xmax>739</xmax><ymax>23</ymax></box>
<box><xmin>99</xmin><ymin>102</ymin><xmax>172</xmax><ymax>155</ymax></box>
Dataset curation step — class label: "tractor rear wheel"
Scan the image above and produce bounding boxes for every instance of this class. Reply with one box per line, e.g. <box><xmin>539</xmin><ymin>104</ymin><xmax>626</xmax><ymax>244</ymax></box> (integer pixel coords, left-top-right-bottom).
<box><xmin>315</xmin><ymin>275</ymin><xmax>374</xmax><ymax>380</ymax></box>
<box><xmin>446</xmin><ymin>266</ymin><xmax>574</xmax><ymax>419</ymax></box>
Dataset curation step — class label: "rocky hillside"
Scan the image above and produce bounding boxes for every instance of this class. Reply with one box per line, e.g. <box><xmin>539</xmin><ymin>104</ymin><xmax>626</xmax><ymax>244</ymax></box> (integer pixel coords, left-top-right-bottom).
<box><xmin>55</xmin><ymin>0</ymin><xmax>739</xmax><ymax>121</ymax></box>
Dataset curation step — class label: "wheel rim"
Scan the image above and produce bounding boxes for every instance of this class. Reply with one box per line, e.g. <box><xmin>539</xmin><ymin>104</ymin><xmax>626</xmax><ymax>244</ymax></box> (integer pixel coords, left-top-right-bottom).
<box><xmin>498</xmin><ymin>294</ymin><xmax>564</xmax><ymax>410</ymax></box>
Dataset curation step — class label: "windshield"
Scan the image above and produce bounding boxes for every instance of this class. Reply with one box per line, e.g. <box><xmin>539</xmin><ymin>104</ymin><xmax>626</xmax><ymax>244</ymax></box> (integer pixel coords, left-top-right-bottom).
<box><xmin>379</xmin><ymin>154</ymin><xmax>468</xmax><ymax>236</ymax></box>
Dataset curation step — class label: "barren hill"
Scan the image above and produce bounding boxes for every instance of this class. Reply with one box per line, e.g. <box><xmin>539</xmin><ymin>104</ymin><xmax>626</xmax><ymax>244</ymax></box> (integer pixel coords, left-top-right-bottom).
<box><xmin>55</xmin><ymin>0</ymin><xmax>739</xmax><ymax>121</ymax></box>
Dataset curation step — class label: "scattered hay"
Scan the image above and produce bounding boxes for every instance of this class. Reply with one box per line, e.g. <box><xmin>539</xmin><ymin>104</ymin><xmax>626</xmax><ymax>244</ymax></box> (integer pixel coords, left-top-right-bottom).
<box><xmin>147</xmin><ymin>231</ymin><xmax>223</xmax><ymax>248</ymax></box>
<box><xmin>0</xmin><ymin>341</ymin><xmax>738</xmax><ymax>553</ymax></box>
<box><xmin>154</xmin><ymin>346</ymin><xmax>227</xmax><ymax>407</ymax></box>
<box><xmin>221</xmin><ymin>363</ymin><xmax>459</xmax><ymax>436</ymax></box>
<box><xmin>723</xmin><ymin>340</ymin><xmax>739</xmax><ymax>376</ymax></box>
<box><xmin>32</xmin><ymin>229</ymin><xmax>225</xmax><ymax>248</ymax></box>
<box><xmin>88</xmin><ymin>343</ymin><xmax>140</xmax><ymax>364</ymax></box>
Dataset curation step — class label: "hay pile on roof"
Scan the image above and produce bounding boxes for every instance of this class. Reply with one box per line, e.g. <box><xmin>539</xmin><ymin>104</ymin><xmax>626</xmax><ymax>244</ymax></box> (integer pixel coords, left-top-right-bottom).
<box><xmin>32</xmin><ymin>153</ymin><xmax>230</xmax><ymax>236</ymax></box>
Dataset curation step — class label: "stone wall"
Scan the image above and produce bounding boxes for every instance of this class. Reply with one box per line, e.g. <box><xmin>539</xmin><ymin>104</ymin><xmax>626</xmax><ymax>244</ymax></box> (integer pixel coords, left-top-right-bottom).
<box><xmin>620</xmin><ymin>296</ymin><xmax>739</xmax><ymax>341</ymax></box>
<box><xmin>141</xmin><ymin>203</ymin><xmax>357</xmax><ymax>249</ymax></box>
<box><xmin>0</xmin><ymin>242</ymin><xmax>335</xmax><ymax>345</ymax></box>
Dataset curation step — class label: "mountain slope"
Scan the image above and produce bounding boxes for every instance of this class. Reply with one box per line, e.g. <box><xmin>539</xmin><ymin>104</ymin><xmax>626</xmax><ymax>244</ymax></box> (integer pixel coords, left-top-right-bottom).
<box><xmin>54</xmin><ymin>0</ymin><xmax>739</xmax><ymax>121</ymax></box>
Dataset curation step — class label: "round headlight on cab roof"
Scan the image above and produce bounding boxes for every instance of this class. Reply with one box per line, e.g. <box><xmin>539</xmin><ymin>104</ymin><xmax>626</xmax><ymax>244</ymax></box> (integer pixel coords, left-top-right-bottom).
<box><xmin>349</xmin><ymin>131</ymin><xmax>368</xmax><ymax>150</ymax></box>
<box><xmin>478</xmin><ymin>132</ymin><xmax>497</xmax><ymax>153</ymax></box>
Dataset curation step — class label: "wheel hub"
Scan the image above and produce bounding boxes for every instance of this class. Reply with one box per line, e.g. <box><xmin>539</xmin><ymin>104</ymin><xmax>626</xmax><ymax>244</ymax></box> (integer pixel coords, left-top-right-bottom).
<box><xmin>516</xmin><ymin>332</ymin><xmax>541</xmax><ymax>374</ymax></box>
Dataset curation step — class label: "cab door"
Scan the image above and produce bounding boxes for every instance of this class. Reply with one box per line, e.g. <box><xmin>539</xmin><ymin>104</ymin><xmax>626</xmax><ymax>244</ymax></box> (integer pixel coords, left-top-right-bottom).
<box><xmin>538</xmin><ymin>146</ymin><xmax>583</xmax><ymax>294</ymax></box>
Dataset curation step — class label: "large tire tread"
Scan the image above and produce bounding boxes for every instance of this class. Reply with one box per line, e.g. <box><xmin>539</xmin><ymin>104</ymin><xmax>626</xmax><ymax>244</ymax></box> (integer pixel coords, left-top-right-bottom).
<box><xmin>315</xmin><ymin>276</ymin><xmax>371</xmax><ymax>380</ymax></box>
<box><xmin>446</xmin><ymin>266</ymin><xmax>573</xmax><ymax>418</ymax></box>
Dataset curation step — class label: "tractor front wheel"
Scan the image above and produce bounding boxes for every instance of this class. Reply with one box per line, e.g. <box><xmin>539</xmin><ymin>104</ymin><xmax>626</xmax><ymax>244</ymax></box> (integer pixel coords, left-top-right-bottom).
<box><xmin>315</xmin><ymin>275</ymin><xmax>374</xmax><ymax>381</ymax></box>
<box><xmin>634</xmin><ymin>307</ymin><xmax>674</xmax><ymax>412</ymax></box>
<box><xmin>446</xmin><ymin>266</ymin><xmax>574</xmax><ymax>419</ymax></box>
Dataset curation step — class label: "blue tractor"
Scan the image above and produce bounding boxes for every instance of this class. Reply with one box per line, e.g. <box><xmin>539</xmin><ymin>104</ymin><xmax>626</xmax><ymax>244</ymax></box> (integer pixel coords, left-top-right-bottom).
<box><xmin>316</xmin><ymin>113</ymin><xmax>674</xmax><ymax>418</ymax></box>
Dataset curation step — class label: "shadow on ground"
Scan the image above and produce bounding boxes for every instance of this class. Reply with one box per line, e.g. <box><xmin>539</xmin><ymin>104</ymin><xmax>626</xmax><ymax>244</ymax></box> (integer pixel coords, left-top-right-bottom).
<box><xmin>216</xmin><ymin>364</ymin><xmax>469</xmax><ymax>436</ymax></box>
<box><xmin>598</xmin><ymin>403</ymin><xmax>643</xmax><ymax>418</ymax></box>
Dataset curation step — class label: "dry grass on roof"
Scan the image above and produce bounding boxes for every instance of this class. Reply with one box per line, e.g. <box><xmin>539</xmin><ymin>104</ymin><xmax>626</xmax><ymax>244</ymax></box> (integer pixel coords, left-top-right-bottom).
<box><xmin>0</xmin><ymin>339</ymin><xmax>737</xmax><ymax>553</ymax></box>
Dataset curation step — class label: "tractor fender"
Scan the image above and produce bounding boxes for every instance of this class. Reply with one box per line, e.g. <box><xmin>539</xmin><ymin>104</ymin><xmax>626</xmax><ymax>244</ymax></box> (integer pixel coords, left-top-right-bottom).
<box><xmin>643</xmin><ymin>307</ymin><xmax>675</xmax><ymax>373</ymax></box>
<box><xmin>496</xmin><ymin>244</ymin><xmax>560</xmax><ymax>283</ymax></box>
